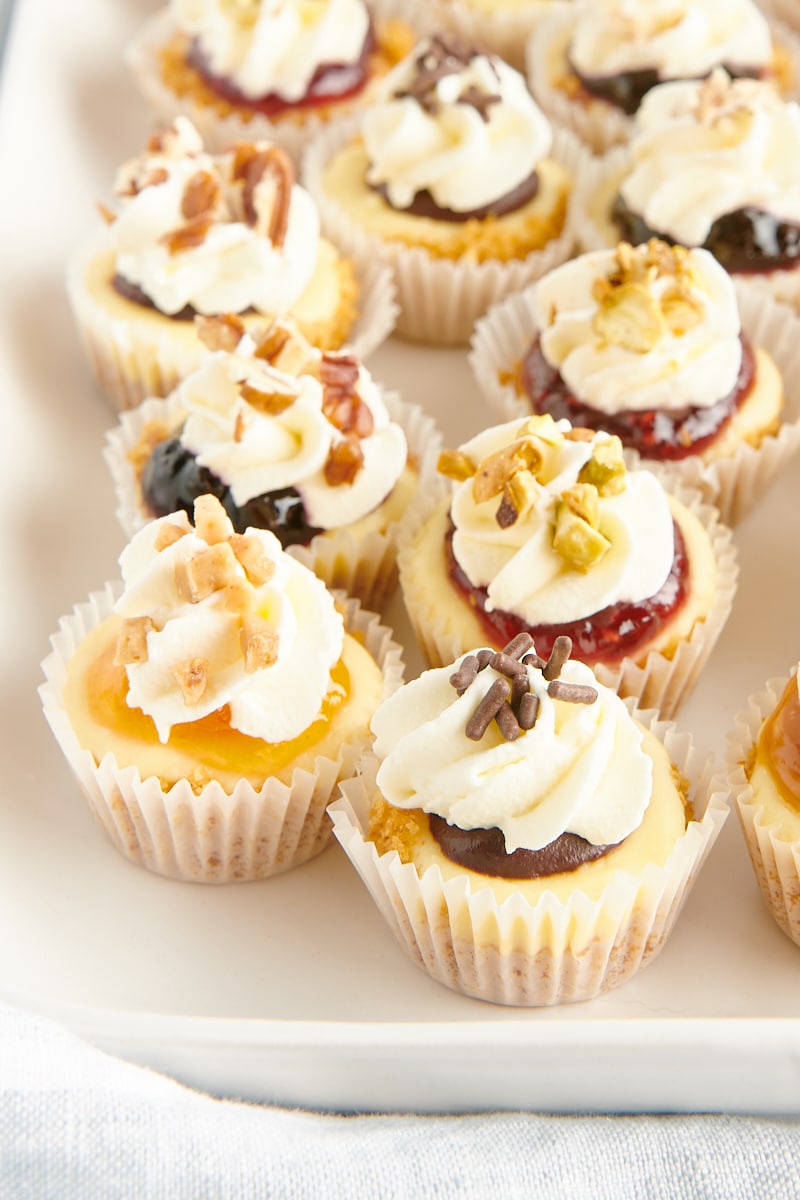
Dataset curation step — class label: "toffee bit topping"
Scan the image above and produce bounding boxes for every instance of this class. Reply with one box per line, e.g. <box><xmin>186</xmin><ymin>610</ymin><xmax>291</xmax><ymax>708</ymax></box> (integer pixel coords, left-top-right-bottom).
<box><xmin>114</xmin><ymin>616</ymin><xmax>155</xmax><ymax>666</ymax></box>
<box><xmin>153</xmin><ymin>521</ymin><xmax>189</xmax><ymax>552</ymax></box>
<box><xmin>228</xmin><ymin>533</ymin><xmax>275</xmax><ymax>586</ymax></box>
<box><xmin>174</xmin><ymin>656</ymin><xmax>209</xmax><ymax>705</ymax></box>
<box><xmin>194</xmin><ymin>494</ymin><xmax>234</xmax><ymax>544</ymax></box>
<box><xmin>240</xmin><ymin>613</ymin><xmax>279</xmax><ymax>673</ymax></box>
<box><xmin>547</xmin><ymin>680</ymin><xmax>598</xmax><ymax>705</ymax></box>
<box><xmin>437</xmin><ymin>449</ymin><xmax>477</xmax><ymax>482</ymax></box>
<box><xmin>466</xmin><ymin>677</ymin><xmax>511</xmax><ymax>741</ymax></box>
<box><xmin>175</xmin><ymin>541</ymin><xmax>240</xmax><ymax>604</ymax></box>
<box><xmin>195</xmin><ymin>313</ymin><xmax>247</xmax><ymax>353</ymax></box>
<box><xmin>542</xmin><ymin>635</ymin><xmax>572</xmax><ymax>681</ymax></box>
<box><xmin>451</xmin><ymin>633</ymin><xmax>596</xmax><ymax>743</ymax></box>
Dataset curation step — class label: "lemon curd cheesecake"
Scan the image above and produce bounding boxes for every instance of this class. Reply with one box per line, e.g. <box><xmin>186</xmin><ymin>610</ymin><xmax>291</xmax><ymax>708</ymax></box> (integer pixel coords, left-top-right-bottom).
<box><xmin>40</xmin><ymin>494</ymin><xmax>402</xmax><ymax>882</ymax></box>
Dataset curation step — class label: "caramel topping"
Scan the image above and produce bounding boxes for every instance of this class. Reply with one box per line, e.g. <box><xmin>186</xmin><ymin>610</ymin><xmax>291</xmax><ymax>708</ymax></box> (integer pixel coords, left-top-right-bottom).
<box><xmin>759</xmin><ymin>676</ymin><xmax>800</xmax><ymax>814</ymax></box>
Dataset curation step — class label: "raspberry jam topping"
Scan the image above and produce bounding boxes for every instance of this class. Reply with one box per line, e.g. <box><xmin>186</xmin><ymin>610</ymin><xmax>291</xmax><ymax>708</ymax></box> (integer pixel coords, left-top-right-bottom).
<box><xmin>186</xmin><ymin>23</ymin><xmax>375</xmax><ymax>116</ymax></box>
<box><xmin>444</xmin><ymin>520</ymin><xmax>689</xmax><ymax>666</ymax></box>
<box><xmin>519</xmin><ymin>333</ymin><xmax>756</xmax><ymax>460</ymax></box>
<box><xmin>141</xmin><ymin>436</ymin><xmax>321</xmax><ymax>546</ymax></box>
<box><xmin>612</xmin><ymin>193</ymin><xmax>800</xmax><ymax>275</ymax></box>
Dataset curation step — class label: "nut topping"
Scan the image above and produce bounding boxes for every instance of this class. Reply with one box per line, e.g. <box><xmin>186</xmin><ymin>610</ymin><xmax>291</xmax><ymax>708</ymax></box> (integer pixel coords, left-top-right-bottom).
<box><xmin>174</xmin><ymin>657</ymin><xmax>209</xmax><ymax>705</ymax></box>
<box><xmin>195</xmin><ymin>313</ymin><xmax>247</xmax><ymax>353</ymax></box>
<box><xmin>114</xmin><ymin>616</ymin><xmax>155</xmax><ymax>666</ymax></box>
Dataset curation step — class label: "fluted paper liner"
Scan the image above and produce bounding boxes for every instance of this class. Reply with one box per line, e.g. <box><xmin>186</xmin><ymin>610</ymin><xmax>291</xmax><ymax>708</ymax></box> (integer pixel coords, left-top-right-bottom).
<box><xmin>396</xmin><ymin>474</ymin><xmax>737</xmax><ymax>720</ymax></box>
<box><xmin>302</xmin><ymin>118</ymin><xmax>589</xmax><ymax>346</ymax></box>
<box><xmin>573</xmin><ymin>144</ymin><xmax>800</xmax><ymax>312</ymax></box>
<box><xmin>329</xmin><ymin>707</ymin><xmax>728</xmax><ymax>1006</ymax></box>
<box><xmin>125</xmin><ymin>0</ymin><xmax>437</xmax><ymax>163</ymax></box>
<box><xmin>526</xmin><ymin>7</ymin><xmax>800</xmax><ymax>157</ymax></box>
<box><xmin>105</xmin><ymin>388</ymin><xmax>442</xmax><ymax>610</ymax></box>
<box><xmin>470</xmin><ymin>276</ymin><xmax>800</xmax><ymax>526</ymax></box>
<box><xmin>66</xmin><ymin>227</ymin><xmax>398</xmax><ymax>413</ymax></box>
<box><xmin>432</xmin><ymin>0</ymin><xmax>556</xmax><ymax>71</ymax></box>
<box><xmin>40</xmin><ymin>587</ymin><xmax>404</xmax><ymax>883</ymax></box>
<box><xmin>726</xmin><ymin>673</ymin><xmax>800</xmax><ymax>949</ymax></box>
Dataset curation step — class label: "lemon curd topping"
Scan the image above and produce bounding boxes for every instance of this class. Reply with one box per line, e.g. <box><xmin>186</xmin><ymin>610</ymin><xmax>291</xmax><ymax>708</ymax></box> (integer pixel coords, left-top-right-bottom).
<box><xmin>64</xmin><ymin>614</ymin><xmax>381</xmax><ymax>791</ymax></box>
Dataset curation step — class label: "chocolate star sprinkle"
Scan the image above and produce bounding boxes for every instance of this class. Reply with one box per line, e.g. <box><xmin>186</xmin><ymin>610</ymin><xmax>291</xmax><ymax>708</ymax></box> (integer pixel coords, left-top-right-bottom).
<box><xmin>396</xmin><ymin>34</ymin><xmax>475</xmax><ymax>115</ymax></box>
<box><xmin>458</xmin><ymin>84</ymin><xmax>500</xmax><ymax>122</ymax></box>
<box><xmin>449</xmin><ymin>634</ymin><xmax>598</xmax><ymax>743</ymax></box>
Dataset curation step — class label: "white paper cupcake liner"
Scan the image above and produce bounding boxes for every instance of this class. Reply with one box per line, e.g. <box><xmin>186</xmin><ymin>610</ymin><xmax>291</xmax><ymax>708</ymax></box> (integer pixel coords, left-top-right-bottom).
<box><xmin>125</xmin><ymin>0</ymin><xmax>436</xmax><ymax>163</ymax></box>
<box><xmin>396</xmin><ymin>474</ymin><xmax>737</xmax><ymax>720</ymax></box>
<box><xmin>526</xmin><ymin>7</ymin><xmax>800</xmax><ymax>156</ymax></box>
<box><xmin>302</xmin><ymin>118</ymin><xmax>590</xmax><ymax>346</ymax></box>
<box><xmin>66</xmin><ymin>226</ymin><xmax>398</xmax><ymax>413</ymax></box>
<box><xmin>726</xmin><ymin>672</ymin><xmax>800</xmax><ymax>949</ymax></box>
<box><xmin>105</xmin><ymin>387</ymin><xmax>441</xmax><ymax>610</ymax></box>
<box><xmin>329</xmin><ymin>706</ymin><xmax>728</xmax><ymax>1006</ymax></box>
<box><xmin>39</xmin><ymin>586</ymin><xmax>404</xmax><ymax>883</ymax></box>
<box><xmin>469</xmin><ymin>275</ymin><xmax>800</xmax><ymax>526</ymax></box>
<box><xmin>432</xmin><ymin>0</ymin><xmax>558</xmax><ymax>71</ymax></box>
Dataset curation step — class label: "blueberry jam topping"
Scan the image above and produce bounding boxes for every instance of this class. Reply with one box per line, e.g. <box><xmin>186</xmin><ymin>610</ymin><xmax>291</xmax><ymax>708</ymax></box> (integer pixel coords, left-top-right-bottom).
<box><xmin>444</xmin><ymin>520</ymin><xmax>689</xmax><ymax>666</ymax></box>
<box><xmin>612</xmin><ymin>194</ymin><xmax>800</xmax><ymax>275</ymax></box>
<box><xmin>569</xmin><ymin>62</ymin><xmax>765</xmax><ymax>117</ymax></box>
<box><xmin>520</xmin><ymin>333</ymin><xmax>755</xmax><ymax>461</ymax></box>
<box><xmin>141</xmin><ymin>437</ymin><xmax>321</xmax><ymax>546</ymax></box>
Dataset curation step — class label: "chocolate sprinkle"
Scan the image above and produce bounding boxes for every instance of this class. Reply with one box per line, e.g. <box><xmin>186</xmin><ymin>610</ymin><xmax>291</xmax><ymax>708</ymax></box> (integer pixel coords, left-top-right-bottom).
<box><xmin>518</xmin><ymin>691</ymin><xmax>540</xmax><ymax>730</ymax></box>
<box><xmin>547</xmin><ymin>680</ymin><xmax>599</xmax><ymax>705</ymax></box>
<box><xmin>466</xmin><ymin>677</ymin><xmax>511</xmax><ymax>741</ymax></box>
<box><xmin>543</xmin><ymin>635</ymin><xmax>572</xmax><ymax>681</ymax></box>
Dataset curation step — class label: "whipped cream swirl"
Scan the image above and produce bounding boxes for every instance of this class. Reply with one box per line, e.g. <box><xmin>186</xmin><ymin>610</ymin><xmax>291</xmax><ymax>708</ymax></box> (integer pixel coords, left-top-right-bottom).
<box><xmin>533</xmin><ymin>244</ymin><xmax>742</xmax><ymax>412</ymax></box>
<box><xmin>620</xmin><ymin>71</ymin><xmax>800</xmax><ymax>246</ymax></box>
<box><xmin>372</xmin><ymin>652</ymin><xmax>652</xmax><ymax>851</ymax></box>
<box><xmin>175</xmin><ymin>334</ymin><xmax>407</xmax><ymax>526</ymax></box>
<box><xmin>570</xmin><ymin>0</ymin><xmax>772</xmax><ymax>82</ymax></box>
<box><xmin>116</xmin><ymin>502</ymin><xmax>344</xmax><ymax>742</ymax></box>
<box><xmin>448</xmin><ymin>417</ymin><xmax>674</xmax><ymax>625</ymax></box>
<box><xmin>110</xmin><ymin>117</ymin><xmax>319</xmax><ymax>316</ymax></box>
<box><xmin>362</xmin><ymin>37</ymin><xmax>552</xmax><ymax>211</ymax></box>
<box><xmin>172</xmin><ymin>0</ymin><xmax>371</xmax><ymax>102</ymax></box>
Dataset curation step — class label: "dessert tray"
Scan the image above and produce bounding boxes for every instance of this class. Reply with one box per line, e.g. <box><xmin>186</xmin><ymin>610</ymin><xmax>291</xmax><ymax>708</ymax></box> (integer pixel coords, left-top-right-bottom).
<box><xmin>1</xmin><ymin>0</ymin><xmax>799</xmax><ymax>1115</ymax></box>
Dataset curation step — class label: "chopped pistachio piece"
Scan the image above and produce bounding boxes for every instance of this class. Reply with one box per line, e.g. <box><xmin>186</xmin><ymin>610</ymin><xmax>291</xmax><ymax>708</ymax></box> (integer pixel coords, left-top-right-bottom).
<box><xmin>552</xmin><ymin>504</ymin><xmax>611</xmax><ymax>571</ymax></box>
<box><xmin>559</xmin><ymin>482</ymin><xmax>599</xmax><ymax>527</ymax></box>
<box><xmin>592</xmin><ymin>282</ymin><xmax>666</xmax><ymax>354</ymax></box>
<box><xmin>578</xmin><ymin>437</ymin><xmax>626</xmax><ymax>496</ymax></box>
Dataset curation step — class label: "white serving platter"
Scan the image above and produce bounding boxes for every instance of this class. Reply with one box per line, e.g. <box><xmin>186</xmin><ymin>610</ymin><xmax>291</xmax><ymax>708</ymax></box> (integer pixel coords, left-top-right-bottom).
<box><xmin>1</xmin><ymin>0</ymin><xmax>800</xmax><ymax>1115</ymax></box>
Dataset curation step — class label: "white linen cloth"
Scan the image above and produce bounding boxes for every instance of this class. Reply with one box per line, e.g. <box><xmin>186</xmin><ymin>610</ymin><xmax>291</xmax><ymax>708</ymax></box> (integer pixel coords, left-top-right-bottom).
<box><xmin>2</xmin><ymin>1004</ymin><xmax>800</xmax><ymax>1199</ymax></box>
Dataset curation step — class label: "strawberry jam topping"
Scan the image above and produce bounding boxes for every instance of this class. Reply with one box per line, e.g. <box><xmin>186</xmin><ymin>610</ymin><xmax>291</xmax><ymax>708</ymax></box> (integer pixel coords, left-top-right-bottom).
<box><xmin>185</xmin><ymin>23</ymin><xmax>375</xmax><ymax>116</ymax></box>
<box><xmin>444</xmin><ymin>520</ymin><xmax>689</xmax><ymax>666</ymax></box>
<box><xmin>520</xmin><ymin>332</ymin><xmax>755</xmax><ymax>460</ymax></box>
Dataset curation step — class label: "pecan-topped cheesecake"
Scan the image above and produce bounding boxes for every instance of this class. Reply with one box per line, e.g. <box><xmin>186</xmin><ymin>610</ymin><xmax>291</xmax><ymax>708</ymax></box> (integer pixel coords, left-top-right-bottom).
<box><xmin>39</xmin><ymin>494</ymin><xmax>401</xmax><ymax>882</ymax></box>
<box><xmin>398</xmin><ymin>413</ymin><xmax>736</xmax><ymax>715</ymax></box>
<box><xmin>329</xmin><ymin>634</ymin><xmax>728</xmax><ymax>1004</ymax></box>
<box><xmin>105</xmin><ymin>315</ymin><xmax>435</xmax><ymax>607</ymax></box>
<box><xmin>126</xmin><ymin>0</ymin><xmax>418</xmax><ymax>160</ymax></box>
<box><xmin>67</xmin><ymin>117</ymin><xmax>374</xmax><ymax>412</ymax></box>
<box><xmin>304</xmin><ymin>33</ymin><xmax>580</xmax><ymax>342</ymax></box>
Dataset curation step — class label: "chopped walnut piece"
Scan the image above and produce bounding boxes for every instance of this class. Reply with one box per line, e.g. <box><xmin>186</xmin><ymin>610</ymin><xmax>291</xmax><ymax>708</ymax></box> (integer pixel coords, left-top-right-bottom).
<box><xmin>240</xmin><ymin>614</ymin><xmax>279</xmax><ymax>673</ymax></box>
<box><xmin>195</xmin><ymin>313</ymin><xmax>247</xmax><ymax>353</ymax></box>
<box><xmin>437</xmin><ymin>449</ymin><xmax>476</xmax><ymax>481</ymax></box>
<box><xmin>114</xmin><ymin>616</ymin><xmax>155</xmax><ymax>666</ymax></box>
<box><xmin>175</xmin><ymin>541</ymin><xmax>239</xmax><ymax>604</ymax></box>
<box><xmin>228</xmin><ymin>534</ymin><xmax>275</xmax><ymax>586</ymax></box>
<box><xmin>174</xmin><ymin>657</ymin><xmax>209</xmax><ymax>705</ymax></box>
<box><xmin>324</xmin><ymin>436</ymin><xmax>364</xmax><ymax>486</ymax></box>
<box><xmin>472</xmin><ymin>439</ymin><xmax>543</xmax><ymax>504</ymax></box>
<box><xmin>154</xmin><ymin>521</ymin><xmax>190</xmax><ymax>552</ymax></box>
<box><xmin>194</xmin><ymin>494</ymin><xmax>234</xmax><ymax>544</ymax></box>
<box><xmin>160</xmin><ymin>215</ymin><xmax>214</xmax><ymax>256</ymax></box>
<box><xmin>181</xmin><ymin>169</ymin><xmax>221</xmax><ymax>220</ymax></box>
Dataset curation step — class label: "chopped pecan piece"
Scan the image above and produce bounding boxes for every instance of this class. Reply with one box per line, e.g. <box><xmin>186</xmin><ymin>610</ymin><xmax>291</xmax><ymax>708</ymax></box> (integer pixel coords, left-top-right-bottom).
<box><xmin>181</xmin><ymin>169</ymin><xmax>221</xmax><ymax>219</ymax></box>
<box><xmin>324</xmin><ymin>436</ymin><xmax>364</xmax><ymax>486</ymax></box>
<box><xmin>195</xmin><ymin>313</ymin><xmax>247</xmax><ymax>353</ymax></box>
<box><xmin>232</xmin><ymin>142</ymin><xmax>294</xmax><ymax>246</ymax></box>
<box><xmin>174</xmin><ymin>657</ymin><xmax>209</xmax><ymax>705</ymax></box>
<box><xmin>240</xmin><ymin>381</ymin><xmax>296</xmax><ymax>415</ymax></box>
<box><xmin>254</xmin><ymin>324</ymin><xmax>291</xmax><ymax>363</ymax></box>
<box><xmin>160</xmin><ymin>215</ymin><xmax>214</xmax><ymax>255</ymax></box>
<box><xmin>320</xmin><ymin>355</ymin><xmax>374</xmax><ymax>437</ymax></box>
<box><xmin>114</xmin><ymin>616</ymin><xmax>155</xmax><ymax>666</ymax></box>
